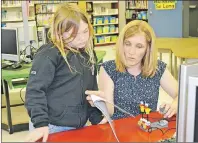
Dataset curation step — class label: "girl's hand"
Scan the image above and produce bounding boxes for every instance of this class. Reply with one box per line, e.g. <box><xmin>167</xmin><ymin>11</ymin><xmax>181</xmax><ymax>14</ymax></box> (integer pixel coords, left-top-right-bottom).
<box><xmin>85</xmin><ymin>90</ymin><xmax>105</xmax><ymax>107</ymax></box>
<box><xmin>25</xmin><ymin>126</ymin><xmax>49</xmax><ymax>142</ymax></box>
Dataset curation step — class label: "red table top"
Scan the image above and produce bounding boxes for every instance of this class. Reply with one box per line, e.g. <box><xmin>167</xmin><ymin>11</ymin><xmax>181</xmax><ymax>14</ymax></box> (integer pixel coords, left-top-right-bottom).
<box><xmin>45</xmin><ymin>112</ymin><xmax>176</xmax><ymax>142</ymax></box>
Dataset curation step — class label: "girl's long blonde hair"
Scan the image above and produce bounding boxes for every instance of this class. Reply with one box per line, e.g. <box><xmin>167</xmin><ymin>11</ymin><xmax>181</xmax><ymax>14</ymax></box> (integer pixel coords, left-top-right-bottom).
<box><xmin>115</xmin><ymin>20</ymin><xmax>158</xmax><ymax>77</ymax></box>
<box><xmin>48</xmin><ymin>3</ymin><xmax>95</xmax><ymax>70</ymax></box>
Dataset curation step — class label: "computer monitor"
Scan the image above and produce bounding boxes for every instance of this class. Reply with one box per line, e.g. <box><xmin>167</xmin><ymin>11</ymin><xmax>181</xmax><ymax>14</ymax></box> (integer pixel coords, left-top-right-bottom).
<box><xmin>2</xmin><ymin>27</ymin><xmax>20</xmax><ymax>62</ymax></box>
<box><xmin>186</xmin><ymin>76</ymin><xmax>198</xmax><ymax>142</ymax></box>
<box><xmin>176</xmin><ymin>62</ymin><xmax>198</xmax><ymax>142</ymax></box>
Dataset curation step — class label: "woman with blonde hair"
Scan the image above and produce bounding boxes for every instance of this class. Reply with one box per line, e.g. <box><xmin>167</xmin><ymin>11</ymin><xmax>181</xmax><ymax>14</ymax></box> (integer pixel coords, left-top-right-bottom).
<box><xmin>86</xmin><ymin>20</ymin><xmax>178</xmax><ymax>120</ymax></box>
<box><xmin>25</xmin><ymin>3</ymin><xmax>106</xmax><ymax>142</ymax></box>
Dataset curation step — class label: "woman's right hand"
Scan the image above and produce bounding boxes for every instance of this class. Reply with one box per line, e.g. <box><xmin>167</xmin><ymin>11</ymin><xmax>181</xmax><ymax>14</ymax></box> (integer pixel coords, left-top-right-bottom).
<box><xmin>25</xmin><ymin>126</ymin><xmax>49</xmax><ymax>142</ymax></box>
<box><xmin>85</xmin><ymin>90</ymin><xmax>105</xmax><ymax>107</ymax></box>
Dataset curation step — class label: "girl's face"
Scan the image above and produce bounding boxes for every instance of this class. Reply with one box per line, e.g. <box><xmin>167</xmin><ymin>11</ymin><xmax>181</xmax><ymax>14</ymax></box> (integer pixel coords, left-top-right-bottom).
<box><xmin>123</xmin><ymin>33</ymin><xmax>148</xmax><ymax>67</ymax></box>
<box><xmin>63</xmin><ymin>20</ymin><xmax>89</xmax><ymax>49</ymax></box>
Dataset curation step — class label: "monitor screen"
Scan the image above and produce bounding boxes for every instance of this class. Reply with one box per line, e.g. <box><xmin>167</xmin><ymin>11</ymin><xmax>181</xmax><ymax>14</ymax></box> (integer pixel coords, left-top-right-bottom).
<box><xmin>1</xmin><ymin>28</ymin><xmax>19</xmax><ymax>62</ymax></box>
<box><xmin>2</xmin><ymin>29</ymin><xmax>17</xmax><ymax>55</ymax></box>
<box><xmin>195</xmin><ymin>86</ymin><xmax>198</xmax><ymax>142</ymax></box>
<box><xmin>185</xmin><ymin>76</ymin><xmax>198</xmax><ymax>142</ymax></box>
<box><xmin>176</xmin><ymin>62</ymin><xmax>198</xmax><ymax>142</ymax></box>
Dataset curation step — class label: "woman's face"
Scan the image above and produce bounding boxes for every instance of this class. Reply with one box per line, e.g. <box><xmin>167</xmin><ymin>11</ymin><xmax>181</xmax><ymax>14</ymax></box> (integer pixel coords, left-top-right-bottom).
<box><xmin>123</xmin><ymin>33</ymin><xmax>148</xmax><ymax>67</ymax></box>
<box><xmin>63</xmin><ymin>20</ymin><xmax>89</xmax><ymax>49</ymax></box>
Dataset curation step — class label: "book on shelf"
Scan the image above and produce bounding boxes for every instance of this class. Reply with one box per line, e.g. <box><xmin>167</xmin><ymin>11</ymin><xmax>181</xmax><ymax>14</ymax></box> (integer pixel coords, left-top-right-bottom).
<box><xmin>87</xmin><ymin>1</ymin><xmax>119</xmax><ymax>46</ymax></box>
<box><xmin>86</xmin><ymin>2</ymin><xmax>93</xmax><ymax>12</ymax></box>
<box><xmin>2</xmin><ymin>0</ymin><xmax>21</xmax><ymax>6</ymax></box>
<box><xmin>126</xmin><ymin>0</ymin><xmax>148</xmax><ymax>9</ymax></box>
<box><xmin>94</xmin><ymin>35</ymin><xmax>118</xmax><ymax>45</ymax></box>
<box><xmin>94</xmin><ymin>17</ymin><xmax>118</xmax><ymax>25</ymax></box>
<box><xmin>126</xmin><ymin>10</ymin><xmax>148</xmax><ymax>22</ymax></box>
<box><xmin>33</xmin><ymin>0</ymin><xmax>78</xmax><ymax>4</ymax></box>
<box><xmin>93</xmin><ymin>1</ymin><xmax>118</xmax><ymax>4</ymax></box>
<box><xmin>126</xmin><ymin>0</ymin><xmax>148</xmax><ymax>23</ymax></box>
<box><xmin>94</xmin><ymin>24</ymin><xmax>118</xmax><ymax>46</ymax></box>
<box><xmin>2</xmin><ymin>0</ymin><xmax>35</xmax><ymax>7</ymax></box>
<box><xmin>36</xmin><ymin>14</ymin><xmax>54</xmax><ymax>27</ymax></box>
<box><xmin>36</xmin><ymin>4</ymin><xmax>58</xmax><ymax>14</ymax></box>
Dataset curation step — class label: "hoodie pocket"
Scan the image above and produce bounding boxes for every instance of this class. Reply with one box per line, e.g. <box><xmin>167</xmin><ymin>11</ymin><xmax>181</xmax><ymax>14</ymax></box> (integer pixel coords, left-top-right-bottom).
<box><xmin>51</xmin><ymin>105</ymin><xmax>87</xmax><ymax>128</ymax></box>
<box><xmin>50</xmin><ymin>105</ymin><xmax>68</xmax><ymax>122</ymax></box>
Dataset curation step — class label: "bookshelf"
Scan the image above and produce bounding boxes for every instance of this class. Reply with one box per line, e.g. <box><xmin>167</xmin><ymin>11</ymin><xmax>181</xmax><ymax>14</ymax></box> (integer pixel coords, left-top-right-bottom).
<box><xmin>34</xmin><ymin>1</ymin><xmax>78</xmax><ymax>27</ymax></box>
<box><xmin>1</xmin><ymin>1</ymin><xmax>35</xmax><ymax>24</ymax></box>
<box><xmin>87</xmin><ymin>1</ymin><xmax>119</xmax><ymax>47</ymax></box>
<box><xmin>86</xmin><ymin>2</ymin><xmax>94</xmax><ymax>24</ymax></box>
<box><xmin>125</xmin><ymin>0</ymin><xmax>148</xmax><ymax>24</ymax></box>
<box><xmin>33</xmin><ymin>1</ymin><xmax>78</xmax><ymax>47</ymax></box>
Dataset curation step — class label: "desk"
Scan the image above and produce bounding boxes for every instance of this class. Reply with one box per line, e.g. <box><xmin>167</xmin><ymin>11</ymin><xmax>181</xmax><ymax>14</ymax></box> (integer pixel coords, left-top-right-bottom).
<box><xmin>156</xmin><ymin>38</ymin><xmax>183</xmax><ymax>76</ymax></box>
<box><xmin>2</xmin><ymin>64</ymin><xmax>32</xmax><ymax>134</ymax></box>
<box><xmin>2</xmin><ymin>64</ymin><xmax>32</xmax><ymax>89</ymax></box>
<box><xmin>171</xmin><ymin>38</ymin><xmax>198</xmax><ymax>78</ymax></box>
<box><xmin>156</xmin><ymin>38</ymin><xmax>198</xmax><ymax>78</ymax></box>
<box><xmin>45</xmin><ymin>112</ymin><xmax>176</xmax><ymax>142</ymax></box>
<box><xmin>1</xmin><ymin>50</ymin><xmax>106</xmax><ymax>134</ymax></box>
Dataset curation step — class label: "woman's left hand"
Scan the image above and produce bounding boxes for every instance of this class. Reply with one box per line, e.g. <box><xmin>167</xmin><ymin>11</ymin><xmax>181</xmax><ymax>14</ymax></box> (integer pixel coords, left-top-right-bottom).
<box><xmin>160</xmin><ymin>100</ymin><xmax>178</xmax><ymax>118</ymax></box>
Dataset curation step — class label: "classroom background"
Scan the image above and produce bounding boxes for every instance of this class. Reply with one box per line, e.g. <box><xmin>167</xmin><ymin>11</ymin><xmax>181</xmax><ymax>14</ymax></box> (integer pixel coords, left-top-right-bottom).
<box><xmin>1</xmin><ymin>0</ymin><xmax>198</xmax><ymax>142</ymax></box>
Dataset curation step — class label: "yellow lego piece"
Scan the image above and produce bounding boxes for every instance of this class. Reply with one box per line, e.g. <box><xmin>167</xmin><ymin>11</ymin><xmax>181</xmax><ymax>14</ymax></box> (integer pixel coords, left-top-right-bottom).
<box><xmin>138</xmin><ymin>120</ymin><xmax>142</xmax><ymax>126</ymax></box>
<box><xmin>140</xmin><ymin>105</ymin><xmax>145</xmax><ymax>112</ymax></box>
<box><xmin>145</xmin><ymin>107</ymin><xmax>151</xmax><ymax>114</ymax></box>
<box><xmin>143</xmin><ymin>124</ymin><xmax>147</xmax><ymax>129</ymax></box>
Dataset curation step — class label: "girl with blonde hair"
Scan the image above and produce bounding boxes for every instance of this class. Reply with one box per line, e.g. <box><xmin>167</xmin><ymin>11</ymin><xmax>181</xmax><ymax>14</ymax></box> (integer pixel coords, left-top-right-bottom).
<box><xmin>25</xmin><ymin>3</ymin><xmax>106</xmax><ymax>142</ymax></box>
<box><xmin>86</xmin><ymin>20</ymin><xmax>178</xmax><ymax>121</ymax></box>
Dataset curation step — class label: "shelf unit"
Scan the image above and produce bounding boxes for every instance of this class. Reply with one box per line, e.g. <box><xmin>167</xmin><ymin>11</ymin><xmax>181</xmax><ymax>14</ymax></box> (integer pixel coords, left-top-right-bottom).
<box><xmin>93</xmin><ymin>13</ymin><xmax>118</xmax><ymax>16</ymax></box>
<box><xmin>86</xmin><ymin>2</ymin><xmax>94</xmax><ymax>24</ymax></box>
<box><xmin>33</xmin><ymin>1</ymin><xmax>78</xmax><ymax>47</ymax></box>
<box><xmin>86</xmin><ymin>1</ymin><xmax>119</xmax><ymax>47</ymax></box>
<box><xmin>2</xmin><ymin>18</ymin><xmax>35</xmax><ymax>23</ymax></box>
<box><xmin>93</xmin><ymin>22</ymin><xmax>119</xmax><ymax>26</ymax></box>
<box><xmin>2</xmin><ymin>4</ymin><xmax>34</xmax><ymax>8</ymax></box>
<box><xmin>125</xmin><ymin>0</ymin><xmax>148</xmax><ymax>24</ymax></box>
<box><xmin>92</xmin><ymin>1</ymin><xmax>118</xmax><ymax>4</ymax></box>
<box><xmin>95</xmin><ymin>41</ymin><xmax>116</xmax><ymax>46</ymax></box>
<box><xmin>1</xmin><ymin>1</ymin><xmax>35</xmax><ymax>24</ymax></box>
<box><xmin>95</xmin><ymin>32</ymin><xmax>119</xmax><ymax>36</ymax></box>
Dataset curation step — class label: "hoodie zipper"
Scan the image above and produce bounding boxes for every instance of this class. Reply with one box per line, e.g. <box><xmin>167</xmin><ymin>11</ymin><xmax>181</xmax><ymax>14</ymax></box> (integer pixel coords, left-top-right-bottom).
<box><xmin>81</xmin><ymin>55</ymin><xmax>84</xmax><ymax>105</ymax></box>
<box><xmin>80</xmin><ymin>55</ymin><xmax>84</xmax><ymax>127</ymax></box>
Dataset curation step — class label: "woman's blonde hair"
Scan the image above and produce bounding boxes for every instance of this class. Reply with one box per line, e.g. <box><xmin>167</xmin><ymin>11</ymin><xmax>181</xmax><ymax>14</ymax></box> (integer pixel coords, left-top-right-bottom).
<box><xmin>115</xmin><ymin>20</ymin><xmax>158</xmax><ymax>77</ymax></box>
<box><xmin>48</xmin><ymin>3</ymin><xmax>95</xmax><ymax>71</ymax></box>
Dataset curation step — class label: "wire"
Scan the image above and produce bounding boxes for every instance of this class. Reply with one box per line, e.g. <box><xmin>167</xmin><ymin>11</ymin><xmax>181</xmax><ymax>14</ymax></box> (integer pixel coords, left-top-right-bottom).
<box><xmin>163</xmin><ymin>128</ymin><xmax>176</xmax><ymax>135</ymax></box>
<box><xmin>20</xmin><ymin>86</ymin><xmax>26</xmax><ymax>103</ymax></box>
<box><xmin>165</xmin><ymin>119</ymin><xmax>176</xmax><ymax>122</ymax></box>
<box><xmin>145</xmin><ymin>116</ymin><xmax>176</xmax><ymax>135</ymax></box>
<box><xmin>146</xmin><ymin>117</ymin><xmax>162</xmax><ymax>119</ymax></box>
<box><xmin>20</xmin><ymin>45</ymin><xmax>31</xmax><ymax>61</ymax></box>
<box><xmin>20</xmin><ymin>44</ymin><xmax>32</xmax><ymax>55</ymax></box>
<box><xmin>20</xmin><ymin>43</ymin><xmax>37</xmax><ymax>62</ymax></box>
<box><xmin>148</xmin><ymin>127</ymin><xmax>176</xmax><ymax>135</ymax></box>
<box><xmin>148</xmin><ymin>127</ymin><xmax>165</xmax><ymax>134</ymax></box>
